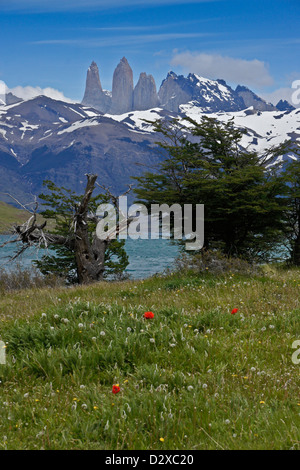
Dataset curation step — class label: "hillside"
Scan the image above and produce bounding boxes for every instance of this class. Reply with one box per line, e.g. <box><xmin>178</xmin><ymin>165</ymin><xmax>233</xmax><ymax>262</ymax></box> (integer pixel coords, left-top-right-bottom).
<box><xmin>0</xmin><ymin>201</ymin><xmax>54</xmax><ymax>234</ymax></box>
<box><xmin>0</xmin><ymin>201</ymin><xmax>29</xmax><ymax>233</ymax></box>
<box><xmin>0</xmin><ymin>268</ymin><xmax>299</xmax><ymax>450</ymax></box>
<box><xmin>1</xmin><ymin>75</ymin><xmax>298</xmax><ymax>204</ymax></box>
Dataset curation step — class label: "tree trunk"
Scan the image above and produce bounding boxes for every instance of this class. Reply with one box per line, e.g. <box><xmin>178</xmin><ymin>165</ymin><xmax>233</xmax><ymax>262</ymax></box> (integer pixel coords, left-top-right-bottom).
<box><xmin>73</xmin><ymin>174</ymin><xmax>110</xmax><ymax>284</ymax></box>
<box><xmin>5</xmin><ymin>174</ymin><xmax>113</xmax><ymax>285</ymax></box>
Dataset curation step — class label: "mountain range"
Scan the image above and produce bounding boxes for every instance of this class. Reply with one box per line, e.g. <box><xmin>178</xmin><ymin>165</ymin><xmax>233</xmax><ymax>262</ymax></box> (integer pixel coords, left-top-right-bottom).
<box><xmin>0</xmin><ymin>58</ymin><xmax>299</xmax><ymax>206</ymax></box>
<box><xmin>81</xmin><ymin>58</ymin><xmax>293</xmax><ymax>115</ymax></box>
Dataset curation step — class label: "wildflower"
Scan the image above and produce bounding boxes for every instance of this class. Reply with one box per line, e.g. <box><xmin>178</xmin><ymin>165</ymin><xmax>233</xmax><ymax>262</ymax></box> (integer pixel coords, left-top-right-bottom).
<box><xmin>144</xmin><ymin>311</ymin><xmax>154</xmax><ymax>319</ymax></box>
<box><xmin>160</xmin><ymin>438</ymin><xmax>165</xmax><ymax>442</ymax></box>
<box><xmin>78</xmin><ymin>323</ymin><xmax>84</xmax><ymax>328</ymax></box>
<box><xmin>260</xmin><ymin>401</ymin><xmax>265</xmax><ymax>404</ymax></box>
<box><xmin>202</xmin><ymin>384</ymin><xmax>208</xmax><ymax>389</ymax></box>
<box><xmin>231</xmin><ymin>308</ymin><xmax>239</xmax><ymax>315</ymax></box>
<box><xmin>41</xmin><ymin>313</ymin><xmax>47</xmax><ymax>319</ymax></box>
<box><xmin>150</xmin><ymin>338</ymin><xmax>155</xmax><ymax>344</ymax></box>
<box><xmin>187</xmin><ymin>386</ymin><xmax>194</xmax><ymax>392</ymax></box>
<box><xmin>81</xmin><ymin>404</ymin><xmax>88</xmax><ymax>410</ymax></box>
<box><xmin>225</xmin><ymin>419</ymin><xmax>230</xmax><ymax>425</ymax></box>
<box><xmin>112</xmin><ymin>384</ymin><xmax>121</xmax><ymax>394</ymax></box>
<box><xmin>100</xmin><ymin>331</ymin><xmax>106</xmax><ymax>336</ymax></box>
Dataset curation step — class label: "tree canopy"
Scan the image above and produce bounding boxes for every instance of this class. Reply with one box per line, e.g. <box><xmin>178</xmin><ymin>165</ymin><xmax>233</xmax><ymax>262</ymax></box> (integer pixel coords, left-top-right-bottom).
<box><xmin>134</xmin><ymin>116</ymin><xmax>288</xmax><ymax>261</ymax></box>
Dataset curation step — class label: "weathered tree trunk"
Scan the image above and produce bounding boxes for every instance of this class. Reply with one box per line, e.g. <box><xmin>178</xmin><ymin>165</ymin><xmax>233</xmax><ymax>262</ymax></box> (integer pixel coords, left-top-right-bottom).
<box><xmin>2</xmin><ymin>174</ymin><xmax>117</xmax><ymax>285</ymax></box>
<box><xmin>73</xmin><ymin>174</ymin><xmax>109</xmax><ymax>284</ymax></box>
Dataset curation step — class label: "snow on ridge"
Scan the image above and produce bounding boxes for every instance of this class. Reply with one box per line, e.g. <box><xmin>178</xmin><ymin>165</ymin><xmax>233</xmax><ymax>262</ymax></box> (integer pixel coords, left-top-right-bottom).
<box><xmin>105</xmin><ymin>108</ymin><xmax>163</xmax><ymax>132</ymax></box>
<box><xmin>57</xmin><ymin>117</ymin><xmax>101</xmax><ymax>135</ymax></box>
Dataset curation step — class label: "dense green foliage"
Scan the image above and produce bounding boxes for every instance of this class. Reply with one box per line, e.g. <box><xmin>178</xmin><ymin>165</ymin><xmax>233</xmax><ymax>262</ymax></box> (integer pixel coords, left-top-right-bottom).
<box><xmin>281</xmin><ymin>158</ymin><xmax>300</xmax><ymax>265</ymax></box>
<box><xmin>134</xmin><ymin>117</ymin><xmax>288</xmax><ymax>261</ymax></box>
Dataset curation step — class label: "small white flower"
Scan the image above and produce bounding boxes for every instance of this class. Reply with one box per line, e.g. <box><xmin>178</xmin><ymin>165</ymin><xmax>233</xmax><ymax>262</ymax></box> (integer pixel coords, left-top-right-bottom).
<box><xmin>127</xmin><ymin>327</ymin><xmax>132</xmax><ymax>333</ymax></box>
<box><xmin>92</xmin><ymin>337</ymin><xmax>97</xmax><ymax>341</ymax></box>
<box><xmin>54</xmin><ymin>315</ymin><xmax>59</xmax><ymax>320</ymax></box>
<box><xmin>269</xmin><ymin>325</ymin><xmax>275</xmax><ymax>329</ymax></box>
<box><xmin>78</xmin><ymin>323</ymin><xmax>84</xmax><ymax>328</ymax></box>
<box><xmin>62</xmin><ymin>318</ymin><xmax>69</xmax><ymax>324</ymax></box>
<box><xmin>80</xmin><ymin>385</ymin><xmax>86</xmax><ymax>389</ymax></box>
<box><xmin>41</xmin><ymin>313</ymin><xmax>47</xmax><ymax>319</ymax></box>
<box><xmin>81</xmin><ymin>404</ymin><xmax>88</xmax><ymax>410</ymax></box>
<box><xmin>24</xmin><ymin>393</ymin><xmax>29</xmax><ymax>398</ymax></box>
<box><xmin>187</xmin><ymin>386</ymin><xmax>194</xmax><ymax>392</ymax></box>
<box><xmin>202</xmin><ymin>383</ymin><xmax>208</xmax><ymax>389</ymax></box>
<box><xmin>100</xmin><ymin>331</ymin><xmax>106</xmax><ymax>336</ymax></box>
<box><xmin>261</xmin><ymin>327</ymin><xmax>266</xmax><ymax>332</ymax></box>
<box><xmin>225</xmin><ymin>419</ymin><xmax>230</xmax><ymax>425</ymax></box>
<box><xmin>150</xmin><ymin>338</ymin><xmax>155</xmax><ymax>343</ymax></box>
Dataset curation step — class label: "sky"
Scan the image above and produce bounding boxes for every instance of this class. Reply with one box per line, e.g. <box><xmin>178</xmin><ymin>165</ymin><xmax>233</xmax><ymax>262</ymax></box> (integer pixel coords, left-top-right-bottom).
<box><xmin>0</xmin><ymin>0</ymin><xmax>299</xmax><ymax>105</ymax></box>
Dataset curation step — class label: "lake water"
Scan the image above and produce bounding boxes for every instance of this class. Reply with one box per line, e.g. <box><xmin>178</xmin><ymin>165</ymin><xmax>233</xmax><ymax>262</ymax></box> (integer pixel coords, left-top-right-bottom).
<box><xmin>0</xmin><ymin>235</ymin><xmax>180</xmax><ymax>279</ymax></box>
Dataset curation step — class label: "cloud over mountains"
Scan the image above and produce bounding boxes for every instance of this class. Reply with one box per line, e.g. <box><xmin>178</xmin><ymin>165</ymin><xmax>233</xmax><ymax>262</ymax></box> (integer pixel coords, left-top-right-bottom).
<box><xmin>171</xmin><ymin>51</ymin><xmax>273</xmax><ymax>88</ymax></box>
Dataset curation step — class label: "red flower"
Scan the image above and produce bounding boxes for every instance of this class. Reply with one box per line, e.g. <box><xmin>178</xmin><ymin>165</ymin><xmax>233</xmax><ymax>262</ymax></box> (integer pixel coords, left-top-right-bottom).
<box><xmin>231</xmin><ymin>308</ymin><xmax>239</xmax><ymax>315</ymax></box>
<box><xmin>144</xmin><ymin>311</ymin><xmax>155</xmax><ymax>319</ymax></box>
<box><xmin>112</xmin><ymin>384</ymin><xmax>121</xmax><ymax>394</ymax></box>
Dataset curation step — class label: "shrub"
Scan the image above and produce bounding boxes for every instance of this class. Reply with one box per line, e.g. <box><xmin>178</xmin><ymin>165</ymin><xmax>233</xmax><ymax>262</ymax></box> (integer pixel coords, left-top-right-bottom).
<box><xmin>174</xmin><ymin>250</ymin><xmax>261</xmax><ymax>276</ymax></box>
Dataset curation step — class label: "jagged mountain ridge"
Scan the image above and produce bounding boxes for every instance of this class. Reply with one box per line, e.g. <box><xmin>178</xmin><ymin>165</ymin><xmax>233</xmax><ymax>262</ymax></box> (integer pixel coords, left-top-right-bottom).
<box><xmin>81</xmin><ymin>58</ymin><xmax>281</xmax><ymax>114</ymax></box>
<box><xmin>0</xmin><ymin>92</ymin><xmax>299</xmax><ymax>206</ymax></box>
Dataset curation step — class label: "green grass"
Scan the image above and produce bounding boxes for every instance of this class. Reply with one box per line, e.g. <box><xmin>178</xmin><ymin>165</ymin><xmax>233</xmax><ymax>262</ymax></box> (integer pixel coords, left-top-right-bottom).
<box><xmin>0</xmin><ymin>201</ymin><xmax>29</xmax><ymax>233</ymax></box>
<box><xmin>0</xmin><ymin>269</ymin><xmax>300</xmax><ymax>450</ymax></box>
<box><xmin>0</xmin><ymin>200</ymin><xmax>55</xmax><ymax>234</ymax></box>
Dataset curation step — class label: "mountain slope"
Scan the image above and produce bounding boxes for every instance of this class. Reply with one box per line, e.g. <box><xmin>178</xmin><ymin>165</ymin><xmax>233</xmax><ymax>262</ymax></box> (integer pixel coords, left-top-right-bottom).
<box><xmin>0</xmin><ymin>93</ymin><xmax>299</xmax><ymax>205</ymax></box>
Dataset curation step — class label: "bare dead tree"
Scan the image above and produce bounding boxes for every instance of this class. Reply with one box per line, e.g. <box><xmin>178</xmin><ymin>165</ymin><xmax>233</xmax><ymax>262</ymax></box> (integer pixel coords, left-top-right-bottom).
<box><xmin>0</xmin><ymin>174</ymin><xmax>132</xmax><ymax>285</ymax></box>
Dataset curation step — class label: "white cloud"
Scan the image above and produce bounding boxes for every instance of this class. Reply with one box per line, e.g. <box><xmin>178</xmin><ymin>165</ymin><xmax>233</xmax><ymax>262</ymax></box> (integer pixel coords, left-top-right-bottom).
<box><xmin>8</xmin><ymin>85</ymin><xmax>75</xmax><ymax>103</ymax></box>
<box><xmin>32</xmin><ymin>32</ymin><xmax>213</xmax><ymax>47</ymax></box>
<box><xmin>260</xmin><ymin>87</ymin><xmax>297</xmax><ymax>107</ymax></box>
<box><xmin>171</xmin><ymin>51</ymin><xmax>274</xmax><ymax>88</ymax></box>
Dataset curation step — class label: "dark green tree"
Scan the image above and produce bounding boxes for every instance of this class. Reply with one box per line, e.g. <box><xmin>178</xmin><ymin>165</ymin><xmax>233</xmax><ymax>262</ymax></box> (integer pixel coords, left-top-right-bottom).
<box><xmin>281</xmin><ymin>152</ymin><xmax>300</xmax><ymax>265</ymax></box>
<box><xmin>134</xmin><ymin>116</ymin><xmax>287</xmax><ymax>261</ymax></box>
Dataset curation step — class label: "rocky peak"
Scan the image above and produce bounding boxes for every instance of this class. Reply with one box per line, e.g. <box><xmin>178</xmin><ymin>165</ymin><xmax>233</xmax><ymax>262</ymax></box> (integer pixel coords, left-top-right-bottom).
<box><xmin>276</xmin><ymin>99</ymin><xmax>295</xmax><ymax>112</ymax></box>
<box><xmin>111</xmin><ymin>57</ymin><xmax>134</xmax><ymax>114</ymax></box>
<box><xmin>82</xmin><ymin>61</ymin><xmax>111</xmax><ymax>113</ymax></box>
<box><xmin>133</xmin><ymin>73</ymin><xmax>159</xmax><ymax>110</ymax></box>
<box><xmin>236</xmin><ymin>85</ymin><xmax>276</xmax><ymax>112</ymax></box>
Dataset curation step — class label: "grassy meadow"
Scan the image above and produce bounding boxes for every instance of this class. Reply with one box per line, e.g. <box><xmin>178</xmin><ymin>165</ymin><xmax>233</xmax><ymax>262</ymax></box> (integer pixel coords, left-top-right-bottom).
<box><xmin>0</xmin><ymin>201</ymin><xmax>29</xmax><ymax>234</ymax></box>
<box><xmin>0</xmin><ymin>267</ymin><xmax>299</xmax><ymax>450</ymax></box>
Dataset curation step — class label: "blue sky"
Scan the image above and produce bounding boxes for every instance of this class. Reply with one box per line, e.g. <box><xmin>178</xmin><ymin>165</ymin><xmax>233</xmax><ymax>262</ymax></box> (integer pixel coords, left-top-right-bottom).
<box><xmin>0</xmin><ymin>0</ymin><xmax>299</xmax><ymax>104</ymax></box>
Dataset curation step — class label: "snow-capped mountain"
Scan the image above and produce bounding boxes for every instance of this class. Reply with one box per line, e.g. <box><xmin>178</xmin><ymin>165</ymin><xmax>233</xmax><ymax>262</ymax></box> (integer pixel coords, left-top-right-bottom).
<box><xmin>0</xmin><ymin>90</ymin><xmax>299</xmax><ymax>205</ymax></box>
<box><xmin>82</xmin><ymin>59</ymin><xmax>278</xmax><ymax>114</ymax></box>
